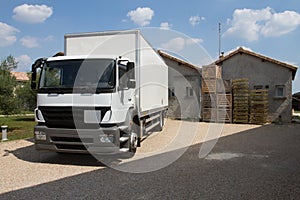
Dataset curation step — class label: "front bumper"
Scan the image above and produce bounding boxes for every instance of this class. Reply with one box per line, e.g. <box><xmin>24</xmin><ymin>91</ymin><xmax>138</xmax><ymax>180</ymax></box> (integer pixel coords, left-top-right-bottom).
<box><xmin>34</xmin><ymin>125</ymin><xmax>121</xmax><ymax>154</ymax></box>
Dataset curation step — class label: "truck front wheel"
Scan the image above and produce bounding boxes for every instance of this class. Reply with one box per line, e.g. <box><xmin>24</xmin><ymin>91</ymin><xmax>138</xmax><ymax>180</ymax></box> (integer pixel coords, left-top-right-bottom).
<box><xmin>129</xmin><ymin>123</ymin><xmax>138</xmax><ymax>154</ymax></box>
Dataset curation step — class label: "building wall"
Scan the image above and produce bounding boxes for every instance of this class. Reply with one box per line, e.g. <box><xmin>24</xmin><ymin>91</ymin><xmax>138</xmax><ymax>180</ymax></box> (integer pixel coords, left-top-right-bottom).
<box><xmin>219</xmin><ymin>53</ymin><xmax>293</xmax><ymax>123</ymax></box>
<box><xmin>162</xmin><ymin>58</ymin><xmax>201</xmax><ymax>120</ymax></box>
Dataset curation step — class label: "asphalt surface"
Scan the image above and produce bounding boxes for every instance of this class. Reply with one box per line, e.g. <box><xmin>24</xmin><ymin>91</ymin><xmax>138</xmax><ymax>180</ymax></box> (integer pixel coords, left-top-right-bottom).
<box><xmin>1</xmin><ymin>122</ymin><xmax>300</xmax><ymax>199</ymax></box>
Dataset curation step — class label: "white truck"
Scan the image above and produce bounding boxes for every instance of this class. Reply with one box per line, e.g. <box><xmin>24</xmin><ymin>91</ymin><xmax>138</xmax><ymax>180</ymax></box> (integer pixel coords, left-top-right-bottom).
<box><xmin>31</xmin><ymin>30</ymin><xmax>168</xmax><ymax>155</ymax></box>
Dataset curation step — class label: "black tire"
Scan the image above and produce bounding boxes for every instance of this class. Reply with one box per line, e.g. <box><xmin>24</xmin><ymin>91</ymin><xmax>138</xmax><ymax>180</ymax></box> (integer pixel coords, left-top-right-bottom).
<box><xmin>121</xmin><ymin>121</ymin><xmax>138</xmax><ymax>158</ymax></box>
<box><xmin>129</xmin><ymin>123</ymin><xmax>138</xmax><ymax>154</ymax></box>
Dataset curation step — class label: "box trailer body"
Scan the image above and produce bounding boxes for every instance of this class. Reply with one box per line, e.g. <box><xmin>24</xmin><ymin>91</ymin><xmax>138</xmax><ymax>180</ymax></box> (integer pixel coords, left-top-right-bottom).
<box><xmin>32</xmin><ymin>30</ymin><xmax>168</xmax><ymax>154</ymax></box>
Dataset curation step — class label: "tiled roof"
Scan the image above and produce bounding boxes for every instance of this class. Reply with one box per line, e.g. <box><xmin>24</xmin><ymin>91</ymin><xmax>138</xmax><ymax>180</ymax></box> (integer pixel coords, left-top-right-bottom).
<box><xmin>11</xmin><ymin>71</ymin><xmax>29</xmax><ymax>82</ymax></box>
<box><xmin>215</xmin><ymin>47</ymin><xmax>298</xmax><ymax>80</ymax></box>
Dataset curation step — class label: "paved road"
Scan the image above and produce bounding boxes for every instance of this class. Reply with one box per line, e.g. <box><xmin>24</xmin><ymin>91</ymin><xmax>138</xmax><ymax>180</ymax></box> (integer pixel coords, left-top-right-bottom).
<box><xmin>0</xmin><ymin>122</ymin><xmax>300</xmax><ymax>199</ymax></box>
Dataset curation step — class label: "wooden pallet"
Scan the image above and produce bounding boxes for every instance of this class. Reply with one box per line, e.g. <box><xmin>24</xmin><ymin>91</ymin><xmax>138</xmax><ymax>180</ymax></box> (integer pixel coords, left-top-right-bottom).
<box><xmin>217</xmin><ymin>94</ymin><xmax>232</xmax><ymax>107</ymax></box>
<box><xmin>233</xmin><ymin>119</ymin><xmax>249</xmax><ymax>123</ymax></box>
<box><xmin>249</xmin><ymin>89</ymin><xmax>268</xmax><ymax>124</ymax></box>
<box><xmin>202</xmin><ymin>94</ymin><xmax>217</xmax><ymax>108</ymax></box>
<box><xmin>218</xmin><ymin>108</ymin><xmax>232</xmax><ymax>123</ymax></box>
<box><xmin>233</xmin><ymin>78</ymin><xmax>249</xmax><ymax>123</ymax></box>
<box><xmin>202</xmin><ymin>108</ymin><xmax>217</xmax><ymax>122</ymax></box>
<box><xmin>202</xmin><ymin>65</ymin><xmax>222</xmax><ymax>79</ymax></box>
<box><xmin>202</xmin><ymin>79</ymin><xmax>217</xmax><ymax>93</ymax></box>
<box><xmin>201</xmin><ymin>66</ymin><xmax>233</xmax><ymax>123</ymax></box>
<box><xmin>232</xmin><ymin>78</ymin><xmax>249</xmax><ymax>83</ymax></box>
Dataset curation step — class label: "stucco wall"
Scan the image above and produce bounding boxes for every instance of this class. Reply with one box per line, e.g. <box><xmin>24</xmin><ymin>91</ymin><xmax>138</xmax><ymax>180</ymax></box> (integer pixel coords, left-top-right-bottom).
<box><xmin>219</xmin><ymin>53</ymin><xmax>293</xmax><ymax>123</ymax></box>
<box><xmin>163</xmin><ymin>58</ymin><xmax>201</xmax><ymax>120</ymax></box>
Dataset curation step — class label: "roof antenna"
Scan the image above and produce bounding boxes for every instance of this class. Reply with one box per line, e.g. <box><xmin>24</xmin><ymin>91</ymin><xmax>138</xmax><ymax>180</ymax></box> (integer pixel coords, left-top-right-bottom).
<box><xmin>218</xmin><ymin>22</ymin><xmax>221</xmax><ymax>58</ymax></box>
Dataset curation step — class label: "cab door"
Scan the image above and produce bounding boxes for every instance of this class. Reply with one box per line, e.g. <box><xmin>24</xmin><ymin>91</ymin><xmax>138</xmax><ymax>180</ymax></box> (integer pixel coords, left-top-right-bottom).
<box><xmin>117</xmin><ymin>62</ymin><xmax>135</xmax><ymax>109</ymax></box>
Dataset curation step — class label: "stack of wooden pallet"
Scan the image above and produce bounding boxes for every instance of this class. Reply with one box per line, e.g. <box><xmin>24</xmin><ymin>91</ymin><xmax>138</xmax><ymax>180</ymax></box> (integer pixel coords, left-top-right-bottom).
<box><xmin>232</xmin><ymin>79</ymin><xmax>249</xmax><ymax>123</ymax></box>
<box><xmin>202</xmin><ymin>65</ymin><xmax>232</xmax><ymax>123</ymax></box>
<box><xmin>217</xmin><ymin>79</ymin><xmax>232</xmax><ymax>123</ymax></box>
<box><xmin>250</xmin><ymin>90</ymin><xmax>268</xmax><ymax>124</ymax></box>
<box><xmin>217</xmin><ymin>92</ymin><xmax>232</xmax><ymax>123</ymax></box>
<box><xmin>202</xmin><ymin>65</ymin><xmax>220</xmax><ymax>122</ymax></box>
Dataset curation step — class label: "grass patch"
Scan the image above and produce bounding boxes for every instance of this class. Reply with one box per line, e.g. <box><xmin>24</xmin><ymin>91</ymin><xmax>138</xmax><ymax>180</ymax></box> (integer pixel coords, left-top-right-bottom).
<box><xmin>0</xmin><ymin>115</ymin><xmax>36</xmax><ymax>141</ymax></box>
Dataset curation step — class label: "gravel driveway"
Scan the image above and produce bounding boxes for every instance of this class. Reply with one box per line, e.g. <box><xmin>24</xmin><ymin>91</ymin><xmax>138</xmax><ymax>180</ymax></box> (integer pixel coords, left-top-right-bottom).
<box><xmin>0</xmin><ymin>120</ymin><xmax>299</xmax><ymax>199</ymax></box>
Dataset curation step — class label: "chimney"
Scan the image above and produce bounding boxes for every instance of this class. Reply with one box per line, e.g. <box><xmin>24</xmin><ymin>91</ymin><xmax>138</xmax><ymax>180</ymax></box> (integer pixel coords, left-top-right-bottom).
<box><xmin>219</xmin><ymin>51</ymin><xmax>224</xmax><ymax>58</ymax></box>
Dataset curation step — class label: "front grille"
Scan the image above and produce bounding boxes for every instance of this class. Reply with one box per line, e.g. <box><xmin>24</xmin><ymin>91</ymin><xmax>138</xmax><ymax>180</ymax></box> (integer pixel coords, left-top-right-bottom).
<box><xmin>50</xmin><ymin>136</ymin><xmax>93</xmax><ymax>143</ymax></box>
<box><xmin>39</xmin><ymin>106</ymin><xmax>110</xmax><ymax>129</ymax></box>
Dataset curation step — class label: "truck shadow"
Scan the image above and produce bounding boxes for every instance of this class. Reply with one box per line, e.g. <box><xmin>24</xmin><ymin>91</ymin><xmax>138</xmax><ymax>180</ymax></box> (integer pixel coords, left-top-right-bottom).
<box><xmin>10</xmin><ymin>139</ymin><xmax>107</xmax><ymax>167</ymax></box>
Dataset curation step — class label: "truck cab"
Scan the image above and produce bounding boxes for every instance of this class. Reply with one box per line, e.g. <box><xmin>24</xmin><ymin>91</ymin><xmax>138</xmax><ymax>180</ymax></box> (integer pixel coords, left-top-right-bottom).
<box><xmin>32</xmin><ymin>55</ymin><xmax>139</xmax><ymax>154</ymax></box>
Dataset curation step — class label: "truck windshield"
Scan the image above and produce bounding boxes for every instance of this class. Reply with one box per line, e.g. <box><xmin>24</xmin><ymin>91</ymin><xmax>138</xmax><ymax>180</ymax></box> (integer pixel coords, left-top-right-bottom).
<box><xmin>39</xmin><ymin>59</ymin><xmax>115</xmax><ymax>93</ymax></box>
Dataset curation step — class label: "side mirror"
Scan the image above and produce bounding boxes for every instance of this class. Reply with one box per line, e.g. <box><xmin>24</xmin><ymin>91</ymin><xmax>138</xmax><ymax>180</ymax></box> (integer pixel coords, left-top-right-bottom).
<box><xmin>126</xmin><ymin>62</ymin><xmax>135</xmax><ymax>79</ymax></box>
<box><xmin>128</xmin><ymin>79</ymin><xmax>136</xmax><ymax>89</ymax></box>
<box><xmin>31</xmin><ymin>67</ymin><xmax>37</xmax><ymax>90</ymax></box>
<box><xmin>31</xmin><ymin>58</ymin><xmax>46</xmax><ymax>90</ymax></box>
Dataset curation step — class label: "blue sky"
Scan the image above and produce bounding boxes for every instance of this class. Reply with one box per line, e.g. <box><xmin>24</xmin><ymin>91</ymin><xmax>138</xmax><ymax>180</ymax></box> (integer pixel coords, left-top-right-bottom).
<box><xmin>0</xmin><ymin>0</ymin><xmax>299</xmax><ymax>92</ymax></box>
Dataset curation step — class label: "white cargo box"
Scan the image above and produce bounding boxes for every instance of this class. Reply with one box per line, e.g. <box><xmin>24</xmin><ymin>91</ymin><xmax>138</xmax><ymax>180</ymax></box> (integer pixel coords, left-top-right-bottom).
<box><xmin>65</xmin><ymin>30</ymin><xmax>168</xmax><ymax>117</ymax></box>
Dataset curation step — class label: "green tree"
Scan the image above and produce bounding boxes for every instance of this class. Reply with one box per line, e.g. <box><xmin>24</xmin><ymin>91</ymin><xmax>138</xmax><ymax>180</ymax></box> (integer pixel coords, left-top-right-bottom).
<box><xmin>15</xmin><ymin>73</ymin><xmax>37</xmax><ymax>112</ymax></box>
<box><xmin>0</xmin><ymin>55</ymin><xmax>19</xmax><ymax>114</ymax></box>
<box><xmin>1</xmin><ymin>55</ymin><xmax>18</xmax><ymax>71</ymax></box>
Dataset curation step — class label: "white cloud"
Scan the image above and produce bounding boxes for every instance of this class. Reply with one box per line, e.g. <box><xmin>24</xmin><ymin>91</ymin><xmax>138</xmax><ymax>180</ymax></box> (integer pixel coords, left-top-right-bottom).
<box><xmin>161</xmin><ymin>37</ymin><xmax>203</xmax><ymax>52</ymax></box>
<box><xmin>16</xmin><ymin>54</ymin><xmax>32</xmax><ymax>72</ymax></box>
<box><xmin>127</xmin><ymin>7</ymin><xmax>154</xmax><ymax>26</ymax></box>
<box><xmin>161</xmin><ymin>37</ymin><xmax>185</xmax><ymax>52</ymax></box>
<box><xmin>224</xmin><ymin>7</ymin><xmax>300</xmax><ymax>41</ymax></box>
<box><xmin>224</xmin><ymin>7</ymin><xmax>272</xmax><ymax>41</ymax></box>
<box><xmin>160</xmin><ymin>22</ymin><xmax>172</xmax><ymax>30</ymax></box>
<box><xmin>0</xmin><ymin>22</ymin><xmax>19</xmax><ymax>47</ymax></box>
<box><xmin>20</xmin><ymin>36</ymin><xmax>39</xmax><ymax>48</ymax></box>
<box><xmin>186</xmin><ymin>38</ymin><xmax>203</xmax><ymax>45</ymax></box>
<box><xmin>189</xmin><ymin>15</ymin><xmax>203</xmax><ymax>26</ymax></box>
<box><xmin>44</xmin><ymin>35</ymin><xmax>54</xmax><ymax>41</ymax></box>
<box><xmin>20</xmin><ymin>35</ymin><xmax>54</xmax><ymax>48</ymax></box>
<box><xmin>261</xmin><ymin>10</ymin><xmax>300</xmax><ymax>37</ymax></box>
<box><xmin>13</xmin><ymin>4</ymin><xmax>53</xmax><ymax>24</ymax></box>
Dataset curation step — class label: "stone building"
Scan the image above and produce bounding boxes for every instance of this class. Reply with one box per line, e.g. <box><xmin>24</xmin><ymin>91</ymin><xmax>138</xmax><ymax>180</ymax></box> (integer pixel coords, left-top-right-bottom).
<box><xmin>215</xmin><ymin>47</ymin><xmax>298</xmax><ymax>123</ymax></box>
<box><xmin>158</xmin><ymin>50</ymin><xmax>201</xmax><ymax>120</ymax></box>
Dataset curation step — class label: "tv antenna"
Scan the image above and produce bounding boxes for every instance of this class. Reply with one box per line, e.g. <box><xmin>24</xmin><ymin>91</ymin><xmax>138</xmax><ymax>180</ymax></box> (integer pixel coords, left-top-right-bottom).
<box><xmin>218</xmin><ymin>22</ymin><xmax>221</xmax><ymax>57</ymax></box>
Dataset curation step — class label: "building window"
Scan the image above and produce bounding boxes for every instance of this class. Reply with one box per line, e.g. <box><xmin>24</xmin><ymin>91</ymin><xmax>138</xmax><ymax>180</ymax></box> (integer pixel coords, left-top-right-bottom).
<box><xmin>169</xmin><ymin>87</ymin><xmax>175</xmax><ymax>97</ymax></box>
<box><xmin>275</xmin><ymin>85</ymin><xmax>285</xmax><ymax>97</ymax></box>
<box><xmin>186</xmin><ymin>87</ymin><xmax>194</xmax><ymax>97</ymax></box>
<box><xmin>254</xmin><ymin>85</ymin><xmax>263</xmax><ymax>90</ymax></box>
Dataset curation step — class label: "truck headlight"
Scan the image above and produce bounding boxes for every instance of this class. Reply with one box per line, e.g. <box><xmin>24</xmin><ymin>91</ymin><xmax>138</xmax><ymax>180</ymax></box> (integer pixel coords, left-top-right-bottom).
<box><xmin>35</xmin><ymin>131</ymin><xmax>46</xmax><ymax>140</ymax></box>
